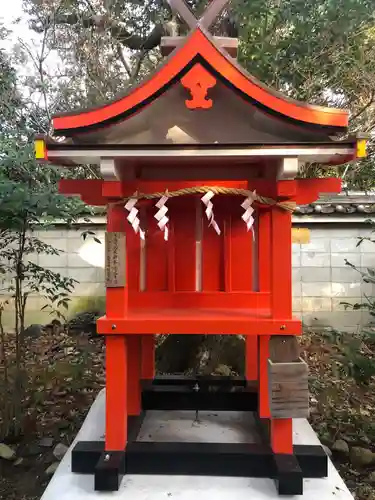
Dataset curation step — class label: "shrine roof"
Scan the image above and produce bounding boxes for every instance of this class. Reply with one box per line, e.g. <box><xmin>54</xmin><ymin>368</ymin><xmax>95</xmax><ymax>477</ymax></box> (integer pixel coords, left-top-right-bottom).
<box><xmin>51</xmin><ymin>28</ymin><xmax>349</xmax><ymax>144</ymax></box>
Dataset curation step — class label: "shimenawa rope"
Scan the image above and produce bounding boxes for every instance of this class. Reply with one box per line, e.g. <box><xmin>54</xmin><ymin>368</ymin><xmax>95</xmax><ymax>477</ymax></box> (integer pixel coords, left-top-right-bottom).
<box><xmin>116</xmin><ymin>186</ymin><xmax>295</xmax><ymax>212</ymax></box>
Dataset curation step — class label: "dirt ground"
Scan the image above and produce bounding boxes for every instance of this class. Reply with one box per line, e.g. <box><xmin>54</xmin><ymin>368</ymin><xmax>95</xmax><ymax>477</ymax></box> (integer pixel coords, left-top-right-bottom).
<box><xmin>302</xmin><ymin>330</ymin><xmax>375</xmax><ymax>500</ymax></box>
<box><xmin>0</xmin><ymin>331</ymin><xmax>105</xmax><ymax>500</ymax></box>
<box><xmin>1</xmin><ymin>330</ymin><xmax>375</xmax><ymax>500</ymax></box>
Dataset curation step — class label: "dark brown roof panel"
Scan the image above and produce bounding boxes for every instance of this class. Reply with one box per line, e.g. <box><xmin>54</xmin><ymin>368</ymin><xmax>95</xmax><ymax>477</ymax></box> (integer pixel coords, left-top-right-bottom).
<box><xmin>52</xmin><ymin>29</ymin><xmax>349</xmax><ymax>140</ymax></box>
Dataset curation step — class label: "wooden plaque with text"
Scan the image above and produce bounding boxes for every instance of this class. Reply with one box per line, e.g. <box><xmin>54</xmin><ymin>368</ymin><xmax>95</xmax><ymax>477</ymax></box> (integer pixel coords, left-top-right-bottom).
<box><xmin>105</xmin><ymin>232</ymin><xmax>126</xmax><ymax>287</ymax></box>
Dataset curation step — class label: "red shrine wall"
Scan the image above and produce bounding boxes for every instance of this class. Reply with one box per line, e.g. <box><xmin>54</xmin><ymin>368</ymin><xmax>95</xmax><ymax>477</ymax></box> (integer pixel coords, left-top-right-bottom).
<box><xmin>1</xmin><ymin>220</ymin><xmax>371</xmax><ymax>332</ymax></box>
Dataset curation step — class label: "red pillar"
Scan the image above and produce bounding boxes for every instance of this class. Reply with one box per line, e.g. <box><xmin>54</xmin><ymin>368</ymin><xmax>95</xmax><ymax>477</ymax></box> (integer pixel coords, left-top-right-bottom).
<box><xmin>269</xmin><ymin>206</ymin><xmax>293</xmax><ymax>454</ymax></box>
<box><xmin>271</xmin><ymin>208</ymin><xmax>292</xmax><ymax>319</ymax></box>
<box><xmin>247</xmin><ymin>209</ymin><xmax>271</xmax><ymax>382</ymax></box>
<box><xmin>105</xmin><ymin>203</ymin><xmax>128</xmax><ymax>451</ymax></box>
<box><xmin>127</xmin><ymin>335</ymin><xmax>141</xmax><ymax>415</ymax></box>
<box><xmin>258</xmin><ymin>334</ymin><xmax>271</xmax><ymax>418</ymax></box>
<box><xmin>271</xmin><ymin>419</ymin><xmax>293</xmax><ymax>454</ymax></box>
<box><xmin>106</xmin><ymin>336</ymin><xmax>128</xmax><ymax>450</ymax></box>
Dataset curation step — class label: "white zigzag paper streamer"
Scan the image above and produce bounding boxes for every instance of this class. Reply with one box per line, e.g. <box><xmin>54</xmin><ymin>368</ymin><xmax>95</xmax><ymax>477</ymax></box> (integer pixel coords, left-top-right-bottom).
<box><xmin>154</xmin><ymin>194</ymin><xmax>169</xmax><ymax>241</ymax></box>
<box><xmin>124</xmin><ymin>197</ymin><xmax>145</xmax><ymax>240</ymax></box>
<box><xmin>201</xmin><ymin>191</ymin><xmax>221</xmax><ymax>235</ymax></box>
<box><xmin>241</xmin><ymin>192</ymin><xmax>256</xmax><ymax>239</ymax></box>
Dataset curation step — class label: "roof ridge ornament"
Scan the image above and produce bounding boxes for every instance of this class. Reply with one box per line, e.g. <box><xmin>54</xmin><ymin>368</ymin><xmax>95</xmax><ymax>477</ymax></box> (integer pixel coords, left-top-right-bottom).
<box><xmin>167</xmin><ymin>0</ymin><xmax>231</xmax><ymax>30</ymax></box>
<box><xmin>180</xmin><ymin>63</ymin><xmax>216</xmax><ymax>109</ymax></box>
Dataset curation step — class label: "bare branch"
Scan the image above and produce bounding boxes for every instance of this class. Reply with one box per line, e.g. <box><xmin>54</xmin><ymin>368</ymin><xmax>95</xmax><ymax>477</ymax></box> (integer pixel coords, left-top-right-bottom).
<box><xmin>116</xmin><ymin>44</ymin><xmax>132</xmax><ymax>77</ymax></box>
<box><xmin>83</xmin><ymin>0</ymin><xmax>96</xmax><ymax>15</ymax></box>
<box><xmin>129</xmin><ymin>49</ymin><xmax>147</xmax><ymax>85</ymax></box>
<box><xmin>44</xmin><ymin>13</ymin><xmax>165</xmax><ymax>51</ymax></box>
<box><xmin>351</xmin><ymin>90</ymin><xmax>375</xmax><ymax>122</ymax></box>
<box><xmin>38</xmin><ymin>28</ymin><xmax>52</xmax><ymax>124</ymax></box>
<box><xmin>17</xmin><ymin>29</ymin><xmax>52</xmax><ymax>126</ymax></box>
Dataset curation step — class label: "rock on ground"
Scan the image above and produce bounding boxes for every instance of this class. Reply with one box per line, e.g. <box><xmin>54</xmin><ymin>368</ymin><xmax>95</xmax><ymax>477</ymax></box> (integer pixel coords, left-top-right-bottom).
<box><xmin>0</xmin><ymin>443</ymin><xmax>16</xmax><ymax>460</ymax></box>
<box><xmin>45</xmin><ymin>462</ymin><xmax>60</xmax><ymax>475</ymax></box>
<box><xmin>53</xmin><ymin>443</ymin><xmax>68</xmax><ymax>461</ymax></box>
<box><xmin>39</xmin><ymin>437</ymin><xmax>54</xmax><ymax>448</ymax></box>
<box><xmin>350</xmin><ymin>446</ymin><xmax>375</xmax><ymax>467</ymax></box>
<box><xmin>21</xmin><ymin>324</ymin><xmax>44</xmax><ymax>339</ymax></box>
<box><xmin>332</xmin><ymin>439</ymin><xmax>349</xmax><ymax>455</ymax></box>
<box><xmin>22</xmin><ymin>443</ymin><xmax>43</xmax><ymax>457</ymax></box>
<box><xmin>67</xmin><ymin>312</ymin><xmax>102</xmax><ymax>336</ymax></box>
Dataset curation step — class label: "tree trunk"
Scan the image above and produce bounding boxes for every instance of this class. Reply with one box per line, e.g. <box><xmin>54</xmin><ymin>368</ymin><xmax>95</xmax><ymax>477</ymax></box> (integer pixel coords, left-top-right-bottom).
<box><xmin>156</xmin><ymin>334</ymin><xmax>245</xmax><ymax>375</ymax></box>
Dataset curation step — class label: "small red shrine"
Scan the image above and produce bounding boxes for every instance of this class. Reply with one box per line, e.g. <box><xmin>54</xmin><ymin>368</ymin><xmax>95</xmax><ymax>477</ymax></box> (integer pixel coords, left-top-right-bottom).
<box><xmin>35</xmin><ymin>0</ymin><xmax>366</xmax><ymax>495</ymax></box>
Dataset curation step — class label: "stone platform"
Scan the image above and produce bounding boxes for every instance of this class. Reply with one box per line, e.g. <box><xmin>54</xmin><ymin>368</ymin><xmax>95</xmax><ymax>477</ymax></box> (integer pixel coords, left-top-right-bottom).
<box><xmin>41</xmin><ymin>389</ymin><xmax>354</xmax><ymax>500</ymax></box>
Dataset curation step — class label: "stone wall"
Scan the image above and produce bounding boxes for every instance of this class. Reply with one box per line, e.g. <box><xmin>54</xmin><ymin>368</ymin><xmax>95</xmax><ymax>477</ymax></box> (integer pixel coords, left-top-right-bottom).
<box><xmin>292</xmin><ymin>224</ymin><xmax>374</xmax><ymax>332</ymax></box>
<box><xmin>0</xmin><ymin>226</ymin><xmax>106</xmax><ymax>330</ymax></box>
<box><xmin>1</xmin><ymin>222</ymin><xmax>373</xmax><ymax>332</ymax></box>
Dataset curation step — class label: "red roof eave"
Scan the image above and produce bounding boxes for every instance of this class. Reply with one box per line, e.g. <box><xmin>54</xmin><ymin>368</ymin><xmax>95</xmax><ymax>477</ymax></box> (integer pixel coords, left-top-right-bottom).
<box><xmin>52</xmin><ymin>29</ymin><xmax>349</xmax><ymax>134</ymax></box>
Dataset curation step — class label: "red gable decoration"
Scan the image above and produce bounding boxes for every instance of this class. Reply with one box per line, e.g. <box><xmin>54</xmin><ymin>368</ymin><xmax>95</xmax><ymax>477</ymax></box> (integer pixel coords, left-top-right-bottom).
<box><xmin>52</xmin><ymin>29</ymin><xmax>348</xmax><ymax>135</ymax></box>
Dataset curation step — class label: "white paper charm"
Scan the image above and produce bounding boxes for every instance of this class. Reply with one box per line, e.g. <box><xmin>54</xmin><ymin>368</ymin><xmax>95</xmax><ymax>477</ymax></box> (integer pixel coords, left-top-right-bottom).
<box><xmin>124</xmin><ymin>196</ymin><xmax>145</xmax><ymax>240</ymax></box>
<box><xmin>154</xmin><ymin>193</ymin><xmax>169</xmax><ymax>241</ymax></box>
<box><xmin>241</xmin><ymin>192</ymin><xmax>256</xmax><ymax>234</ymax></box>
<box><xmin>201</xmin><ymin>190</ymin><xmax>221</xmax><ymax>235</ymax></box>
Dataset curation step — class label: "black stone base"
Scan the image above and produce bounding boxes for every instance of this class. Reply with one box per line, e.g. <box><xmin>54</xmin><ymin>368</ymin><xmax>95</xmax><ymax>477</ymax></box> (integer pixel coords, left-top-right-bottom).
<box><xmin>71</xmin><ymin>440</ymin><xmax>104</xmax><ymax>474</ymax></box>
<box><xmin>146</xmin><ymin>375</ymin><xmax>247</xmax><ymax>387</ymax></box>
<box><xmin>274</xmin><ymin>453</ymin><xmax>303</xmax><ymax>496</ymax></box>
<box><xmin>94</xmin><ymin>451</ymin><xmax>126</xmax><ymax>491</ymax></box>
<box><xmin>71</xmin><ymin>414</ymin><xmax>145</xmax><ymax>475</ymax></box>
<box><xmin>141</xmin><ymin>383</ymin><xmax>257</xmax><ymax>411</ymax></box>
<box><xmin>141</xmin><ymin>375</ymin><xmax>257</xmax><ymax>411</ymax></box>
<box><xmin>72</xmin><ymin>440</ymin><xmax>328</xmax><ymax>494</ymax></box>
<box><xmin>71</xmin><ymin>376</ymin><xmax>328</xmax><ymax>495</ymax></box>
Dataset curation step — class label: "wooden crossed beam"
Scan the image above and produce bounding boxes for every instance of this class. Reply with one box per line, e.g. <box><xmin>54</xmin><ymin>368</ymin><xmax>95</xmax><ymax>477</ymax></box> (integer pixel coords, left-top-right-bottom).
<box><xmin>167</xmin><ymin>0</ymin><xmax>231</xmax><ymax>30</ymax></box>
